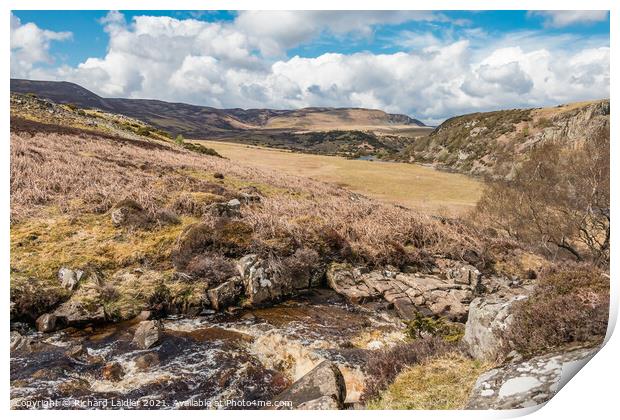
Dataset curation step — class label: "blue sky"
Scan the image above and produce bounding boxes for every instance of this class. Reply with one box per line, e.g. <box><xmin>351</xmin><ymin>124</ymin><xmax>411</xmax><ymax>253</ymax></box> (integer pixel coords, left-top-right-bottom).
<box><xmin>10</xmin><ymin>10</ymin><xmax>610</xmax><ymax>122</ymax></box>
<box><xmin>12</xmin><ymin>10</ymin><xmax>610</xmax><ymax>66</ymax></box>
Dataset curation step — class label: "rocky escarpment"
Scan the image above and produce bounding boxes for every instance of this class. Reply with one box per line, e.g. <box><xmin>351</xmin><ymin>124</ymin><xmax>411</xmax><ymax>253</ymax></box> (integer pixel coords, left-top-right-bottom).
<box><xmin>407</xmin><ymin>100</ymin><xmax>609</xmax><ymax>178</ymax></box>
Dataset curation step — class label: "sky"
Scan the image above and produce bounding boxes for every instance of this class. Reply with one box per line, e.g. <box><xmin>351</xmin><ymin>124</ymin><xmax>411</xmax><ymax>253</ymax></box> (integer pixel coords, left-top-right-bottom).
<box><xmin>10</xmin><ymin>10</ymin><xmax>610</xmax><ymax>124</ymax></box>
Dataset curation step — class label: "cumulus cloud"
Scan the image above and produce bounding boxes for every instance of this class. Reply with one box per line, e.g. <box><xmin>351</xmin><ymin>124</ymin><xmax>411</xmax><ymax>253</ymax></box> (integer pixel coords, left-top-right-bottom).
<box><xmin>10</xmin><ymin>13</ymin><xmax>72</xmax><ymax>77</ymax></box>
<box><xmin>10</xmin><ymin>11</ymin><xmax>610</xmax><ymax>124</ymax></box>
<box><xmin>235</xmin><ymin>10</ymin><xmax>448</xmax><ymax>56</ymax></box>
<box><xmin>530</xmin><ymin>11</ymin><xmax>609</xmax><ymax>28</ymax></box>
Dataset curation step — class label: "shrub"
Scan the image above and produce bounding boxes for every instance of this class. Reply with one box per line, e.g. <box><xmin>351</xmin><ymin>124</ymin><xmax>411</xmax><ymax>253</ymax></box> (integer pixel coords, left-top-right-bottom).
<box><xmin>136</xmin><ymin>127</ymin><xmax>151</xmax><ymax>137</ymax></box>
<box><xmin>362</xmin><ymin>337</ymin><xmax>455</xmax><ymax>401</ymax></box>
<box><xmin>182</xmin><ymin>142</ymin><xmax>222</xmax><ymax>157</ymax></box>
<box><xmin>184</xmin><ymin>253</ymin><xmax>238</xmax><ymax>287</ymax></box>
<box><xmin>272</xmin><ymin>248</ymin><xmax>321</xmax><ymax>288</ymax></box>
<box><xmin>175</xmin><ymin>134</ymin><xmax>185</xmax><ymax>145</ymax></box>
<box><xmin>503</xmin><ymin>265</ymin><xmax>609</xmax><ymax>356</ymax></box>
<box><xmin>405</xmin><ymin>312</ymin><xmax>464</xmax><ymax>342</ymax></box>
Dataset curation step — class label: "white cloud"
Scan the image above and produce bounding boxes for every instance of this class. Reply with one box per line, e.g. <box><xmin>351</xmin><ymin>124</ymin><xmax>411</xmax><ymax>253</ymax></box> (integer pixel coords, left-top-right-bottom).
<box><xmin>10</xmin><ymin>11</ymin><xmax>610</xmax><ymax>124</ymax></box>
<box><xmin>235</xmin><ymin>10</ymin><xmax>450</xmax><ymax>56</ymax></box>
<box><xmin>10</xmin><ymin>13</ymin><xmax>72</xmax><ymax>77</ymax></box>
<box><xmin>530</xmin><ymin>11</ymin><xmax>609</xmax><ymax>28</ymax></box>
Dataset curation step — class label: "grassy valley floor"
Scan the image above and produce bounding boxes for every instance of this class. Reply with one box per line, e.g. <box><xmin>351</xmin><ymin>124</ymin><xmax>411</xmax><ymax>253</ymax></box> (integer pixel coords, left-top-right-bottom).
<box><xmin>198</xmin><ymin>140</ymin><xmax>483</xmax><ymax>216</ymax></box>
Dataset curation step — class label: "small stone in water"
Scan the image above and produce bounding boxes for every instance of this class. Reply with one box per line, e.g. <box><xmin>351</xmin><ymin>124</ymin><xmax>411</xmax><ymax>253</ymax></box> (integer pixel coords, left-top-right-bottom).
<box><xmin>134</xmin><ymin>353</ymin><xmax>160</xmax><ymax>370</ymax></box>
<box><xmin>65</xmin><ymin>344</ymin><xmax>86</xmax><ymax>359</ymax></box>
<box><xmin>102</xmin><ymin>362</ymin><xmax>124</xmax><ymax>382</ymax></box>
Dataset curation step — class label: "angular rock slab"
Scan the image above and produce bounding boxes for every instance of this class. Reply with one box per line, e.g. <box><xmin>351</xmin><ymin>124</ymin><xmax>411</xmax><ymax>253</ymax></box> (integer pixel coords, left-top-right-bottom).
<box><xmin>326</xmin><ymin>263</ymin><xmax>475</xmax><ymax>320</ymax></box>
<box><xmin>270</xmin><ymin>360</ymin><xmax>347</xmax><ymax>410</ymax></box>
<box><xmin>467</xmin><ymin>347</ymin><xmax>599</xmax><ymax>409</ymax></box>
<box><xmin>133</xmin><ymin>320</ymin><xmax>163</xmax><ymax>349</ymax></box>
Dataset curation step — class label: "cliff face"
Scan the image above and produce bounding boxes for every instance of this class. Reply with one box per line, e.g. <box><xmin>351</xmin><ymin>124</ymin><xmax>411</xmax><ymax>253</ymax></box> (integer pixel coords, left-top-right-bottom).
<box><xmin>407</xmin><ymin>100</ymin><xmax>610</xmax><ymax>178</ymax></box>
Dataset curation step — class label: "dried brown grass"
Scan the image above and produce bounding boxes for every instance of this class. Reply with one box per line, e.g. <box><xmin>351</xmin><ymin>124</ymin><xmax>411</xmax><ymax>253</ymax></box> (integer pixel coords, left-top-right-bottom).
<box><xmin>11</xmin><ymin>127</ymin><xmax>492</xmax><ymax>268</ymax></box>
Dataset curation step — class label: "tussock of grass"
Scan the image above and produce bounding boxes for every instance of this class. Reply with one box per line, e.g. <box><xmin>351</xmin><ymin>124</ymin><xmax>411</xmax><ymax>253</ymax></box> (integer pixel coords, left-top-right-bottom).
<box><xmin>10</xmin><ymin>213</ymin><xmax>195</xmax><ymax>281</ymax></box>
<box><xmin>367</xmin><ymin>353</ymin><xmax>489</xmax><ymax>410</ymax></box>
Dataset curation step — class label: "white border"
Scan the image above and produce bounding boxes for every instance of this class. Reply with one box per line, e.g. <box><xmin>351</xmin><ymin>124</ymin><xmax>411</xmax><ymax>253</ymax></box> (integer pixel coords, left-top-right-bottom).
<box><xmin>2</xmin><ymin>1</ymin><xmax>617</xmax><ymax>419</ymax></box>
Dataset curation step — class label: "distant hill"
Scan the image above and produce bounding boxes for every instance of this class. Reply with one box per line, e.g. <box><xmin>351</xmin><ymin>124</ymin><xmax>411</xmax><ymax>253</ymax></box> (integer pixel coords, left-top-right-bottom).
<box><xmin>405</xmin><ymin>99</ymin><xmax>610</xmax><ymax>178</ymax></box>
<box><xmin>10</xmin><ymin>79</ymin><xmax>427</xmax><ymax>139</ymax></box>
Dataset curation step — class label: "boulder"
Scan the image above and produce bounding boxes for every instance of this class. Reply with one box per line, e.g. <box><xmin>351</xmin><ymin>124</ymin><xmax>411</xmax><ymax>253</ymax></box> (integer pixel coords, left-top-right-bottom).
<box><xmin>237</xmin><ymin>255</ymin><xmax>287</xmax><ymax>306</ymax></box>
<box><xmin>53</xmin><ymin>300</ymin><xmax>106</xmax><ymax>327</ymax></box>
<box><xmin>35</xmin><ymin>313</ymin><xmax>57</xmax><ymax>332</ymax></box>
<box><xmin>271</xmin><ymin>361</ymin><xmax>347</xmax><ymax>410</ymax></box>
<box><xmin>207</xmin><ymin>277</ymin><xmax>242</xmax><ymax>310</ymax></box>
<box><xmin>239</xmin><ymin>193</ymin><xmax>261</xmax><ymax>204</ymax></box>
<box><xmin>227</xmin><ymin>198</ymin><xmax>241</xmax><ymax>210</ymax></box>
<box><xmin>467</xmin><ymin>347</ymin><xmax>598</xmax><ymax>409</ymax></box>
<box><xmin>462</xmin><ymin>295</ymin><xmax>527</xmax><ymax>361</ymax></box>
<box><xmin>132</xmin><ymin>320</ymin><xmax>163</xmax><ymax>349</ymax></box>
<box><xmin>58</xmin><ymin>267</ymin><xmax>84</xmax><ymax>290</ymax></box>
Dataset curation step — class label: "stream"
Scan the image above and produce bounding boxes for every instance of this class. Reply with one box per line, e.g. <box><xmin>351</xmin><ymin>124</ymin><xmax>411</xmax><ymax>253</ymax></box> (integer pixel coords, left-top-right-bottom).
<box><xmin>10</xmin><ymin>289</ymin><xmax>405</xmax><ymax>410</ymax></box>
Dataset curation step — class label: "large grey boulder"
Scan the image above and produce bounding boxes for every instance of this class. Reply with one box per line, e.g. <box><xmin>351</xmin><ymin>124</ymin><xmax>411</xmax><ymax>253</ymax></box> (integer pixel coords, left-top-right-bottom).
<box><xmin>58</xmin><ymin>267</ymin><xmax>84</xmax><ymax>291</ymax></box>
<box><xmin>133</xmin><ymin>320</ymin><xmax>163</xmax><ymax>349</ymax></box>
<box><xmin>207</xmin><ymin>277</ymin><xmax>242</xmax><ymax>310</ymax></box>
<box><xmin>462</xmin><ymin>294</ymin><xmax>528</xmax><ymax>361</ymax></box>
<box><xmin>270</xmin><ymin>361</ymin><xmax>347</xmax><ymax>410</ymax></box>
<box><xmin>237</xmin><ymin>255</ymin><xmax>290</xmax><ymax>306</ymax></box>
<box><xmin>467</xmin><ymin>347</ymin><xmax>598</xmax><ymax>409</ymax></box>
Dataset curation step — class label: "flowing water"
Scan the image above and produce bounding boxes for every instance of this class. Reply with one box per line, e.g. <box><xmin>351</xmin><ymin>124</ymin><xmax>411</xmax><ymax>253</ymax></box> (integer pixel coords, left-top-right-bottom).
<box><xmin>11</xmin><ymin>289</ymin><xmax>404</xmax><ymax>410</ymax></box>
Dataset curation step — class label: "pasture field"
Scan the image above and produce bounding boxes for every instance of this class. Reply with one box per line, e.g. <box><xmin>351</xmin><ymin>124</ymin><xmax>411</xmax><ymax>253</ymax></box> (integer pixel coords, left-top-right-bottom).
<box><xmin>199</xmin><ymin>140</ymin><xmax>483</xmax><ymax>216</ymax></box>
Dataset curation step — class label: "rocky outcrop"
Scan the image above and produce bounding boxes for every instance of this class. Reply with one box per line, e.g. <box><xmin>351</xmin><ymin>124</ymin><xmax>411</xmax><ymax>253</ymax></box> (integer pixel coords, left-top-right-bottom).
<box><xmin>235</xmin><ymin>254</ymin><xmax>316</xmax><ymax>307</ymax></box>
<box><xmin>463</xmin><ymin>294</ymin><xmax>528</xmax><ymax>361</ymax></box>
<box><xmin>326</xmin><ymin>263</ymin><xmax>486</xmax><ymax>321</ymax></box>
<box><xmin>270</xmin><ymin>361</ymin><xmax>347</xmax><ymax>410</ymax></box>
<box><xmin>467</xmin><ymin>347</ymin><xmax>598</xmax><ymax>409</ymax></box>
<box><xmin>132</xmin><ymin>320</ymin><xmax>163</xmax><ymax>349</ymax></box>
<box><xmin>410</xmin><ymin>100</ymin><xmax>609</xmax><ymax>177</ymax></box>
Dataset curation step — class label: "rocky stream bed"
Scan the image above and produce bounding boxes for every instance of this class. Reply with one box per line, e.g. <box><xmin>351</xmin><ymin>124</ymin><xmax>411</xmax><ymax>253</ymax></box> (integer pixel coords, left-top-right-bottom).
<box><xmin>11</xmin><ymin>289</ymin><xmax>403</xmax><ymax>409</ymax></box>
